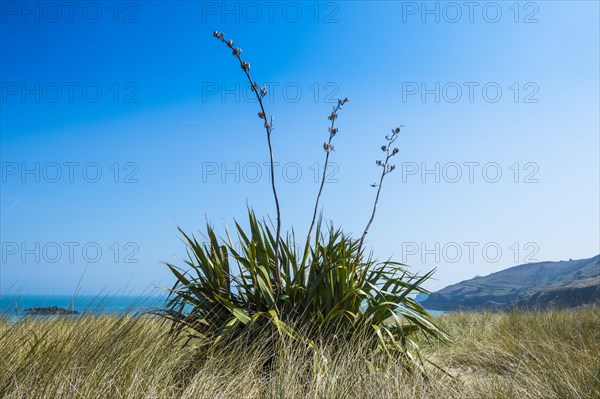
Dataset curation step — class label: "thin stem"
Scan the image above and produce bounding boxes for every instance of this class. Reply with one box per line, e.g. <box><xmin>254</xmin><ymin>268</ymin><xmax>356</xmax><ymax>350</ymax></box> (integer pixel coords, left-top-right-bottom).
<box><xmin>214</xmin><ymin>33</ymin><xmax>283</xmax><ymax>291</ymax></box>
<box><xmin>305</xmin><ymin>100</ymin><xmax>347</xmax><ymax>249</ymax></box>
<box><xmin>357</xmin><ymin>129</ymin><xmax>400</xmax><ymax>257</ymax></box>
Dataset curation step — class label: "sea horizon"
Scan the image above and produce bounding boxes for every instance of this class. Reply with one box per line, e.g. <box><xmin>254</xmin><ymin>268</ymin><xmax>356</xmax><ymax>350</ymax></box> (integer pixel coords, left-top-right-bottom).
<box><xmin>0</xmin><ymin>294</ymin><xmax>445</xmax><ymax>317</ymax></box>
<box><xmin>0</xmin><ymin>294</ymin><xmax>167</xmax><ymax>317</ymax></box>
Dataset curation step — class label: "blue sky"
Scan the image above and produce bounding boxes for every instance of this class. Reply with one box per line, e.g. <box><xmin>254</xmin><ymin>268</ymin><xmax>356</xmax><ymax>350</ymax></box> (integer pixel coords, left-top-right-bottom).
<box><xmin>1</xmin><ymin>1</ymin><xmax>599</xmax><ymax>295</ymax></box>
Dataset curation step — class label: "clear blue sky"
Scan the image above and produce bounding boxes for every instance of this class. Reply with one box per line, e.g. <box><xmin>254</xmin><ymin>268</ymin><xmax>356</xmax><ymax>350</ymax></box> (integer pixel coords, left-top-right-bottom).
<box><xmin>1</xmin><ymin>1</ymin><xmax>599</xmax><ymax>295</ymax></box>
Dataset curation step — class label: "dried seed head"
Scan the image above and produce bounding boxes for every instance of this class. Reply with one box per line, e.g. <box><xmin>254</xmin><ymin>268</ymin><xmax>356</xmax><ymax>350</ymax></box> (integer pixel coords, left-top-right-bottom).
<box><xmin>394</xmin><ymin>127</ymin><xmax>401</xmax><ymax>134</ymax></box>
<box><xmin>323</xmin><ymin>143</ymin><xmax>334</xmax><ymax>152</ymax></box>
<box><xmin>241</xmin><ymin>61</ymin><xmax>250</xmax><ymax>71</ymax></box>
<box><xmin>227</xmin><ymin>39</ymin><xmax>233</xmax><ymax>47</ymax></box>
<box><xmin>264</xmin><ymin>121</ymin><xmax>271</xmax><ymax>129</ymax></box>
<box><xmin>328</xmin><ymin>127</ymin><xmax>338</xmax><ymax>135</ymax></box>
<box><xmin>232</xmin><ymin>47</ymin><xmax>241</xmax><ymax>56</ymax></box>
<box><xmin>258</xmin><ymin>111</ymin><xmax>265</xmax><ymax>119</ymax></box>
<box><xmin>392</xmin><ymin>147</ymin><xmax>399</xmax><ymax>155</ymax></box>
<box><xmin>328</xmin><ymin>112</ymin><xmax>337</xmax><ymax>121</ymax></box>
<box><xmin>376</xmin><ymin>160</ymin><xmax>384</xmax><ymax>167</ymax></box>
<box><xmin>213</xmin><ymin>31</ymin><xmax>219</xmax><ymax>38</ymax></box>
<box><xmin>252</xmin><ymin>82</ymin><xmax>259</xmax><ymax>91</ymax></box>
<box><xmin>260</xmin><ymin>86</ymin><xmax>268</xmax><ymax>97</ymax></box>
<box><xmin>381</xmin><ymin>145</ymin><xmax>387</xmax><ymax>152</ymax></box>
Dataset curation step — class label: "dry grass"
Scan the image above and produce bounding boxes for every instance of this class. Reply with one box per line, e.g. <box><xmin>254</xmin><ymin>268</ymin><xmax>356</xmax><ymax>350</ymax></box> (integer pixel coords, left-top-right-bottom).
<box><xmin>0</xmin><ymin>307</ymin><xmax>598</xmax><ymax>398</ymax></box>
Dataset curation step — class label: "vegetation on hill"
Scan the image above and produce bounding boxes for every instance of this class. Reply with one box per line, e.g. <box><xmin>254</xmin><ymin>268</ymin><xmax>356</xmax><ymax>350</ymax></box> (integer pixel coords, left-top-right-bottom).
<box><xmin>421</xmin><ymin>255</ymin><xmax>600</xmax><ymax>311</ymax></box>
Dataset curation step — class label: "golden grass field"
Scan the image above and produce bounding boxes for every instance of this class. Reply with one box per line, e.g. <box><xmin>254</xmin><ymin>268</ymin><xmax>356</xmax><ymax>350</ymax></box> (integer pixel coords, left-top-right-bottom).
<box><xmin>1</xmin><ymin>307</ymin><xmax>598</xmax><ymax>399</ymax></box>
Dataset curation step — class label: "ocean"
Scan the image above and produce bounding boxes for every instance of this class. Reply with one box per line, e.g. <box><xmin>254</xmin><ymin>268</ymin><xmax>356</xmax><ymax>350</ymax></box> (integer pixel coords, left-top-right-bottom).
<box><xmin>0</xmin><ymin>295</ymin><xmax>167</xmax><ymax>317</ymax></box>
<box><xmin>0</xmin><ymin>295</ymin><xmax>444</xmax><ymax>318</ymax></box>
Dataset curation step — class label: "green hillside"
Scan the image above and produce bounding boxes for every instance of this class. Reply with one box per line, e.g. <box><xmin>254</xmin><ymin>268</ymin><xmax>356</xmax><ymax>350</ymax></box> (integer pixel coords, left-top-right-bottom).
<box><xmin>421</xmin><ymin>255</ymin><xmax>600</xmax><ymax>311</ymax></box>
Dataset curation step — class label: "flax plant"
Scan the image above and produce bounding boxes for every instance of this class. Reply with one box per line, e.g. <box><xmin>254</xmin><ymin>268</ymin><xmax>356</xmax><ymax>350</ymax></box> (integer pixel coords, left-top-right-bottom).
<box><xmin>158</xmin><ymin>32</ymin><xmax>448</xmax><ymax>374</ymax></box>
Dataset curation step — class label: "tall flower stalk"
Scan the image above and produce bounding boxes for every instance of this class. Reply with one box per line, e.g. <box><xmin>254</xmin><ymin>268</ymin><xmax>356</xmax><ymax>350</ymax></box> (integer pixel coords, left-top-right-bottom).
<box><xmin>305</xmin><ymin>97</ymin><xmax>348</xmax><ymax>248</ymax></box>
<box><xmin>213</xmin><ymin>31</ymin><xmax>283</xmax><ymax>291</ymax></box>
<box><xmin>357</xmin><ymin>126</ymin><xmax>402</xmax><ymax>256</ymax></box>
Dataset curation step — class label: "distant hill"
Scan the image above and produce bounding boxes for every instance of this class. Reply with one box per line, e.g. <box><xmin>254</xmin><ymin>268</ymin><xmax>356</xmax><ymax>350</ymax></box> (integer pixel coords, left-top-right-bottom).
<box><xmin>421</xmin><ymin>255</ymin><xmax>600</xmax><ymax>311</ymax></box>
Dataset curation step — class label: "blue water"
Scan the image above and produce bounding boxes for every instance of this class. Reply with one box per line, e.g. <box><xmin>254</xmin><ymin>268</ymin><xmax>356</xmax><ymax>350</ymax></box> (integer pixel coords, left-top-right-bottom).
<box><xmin>0</xmin><ymin>295</ymin><xmax>167</xmax><ymax>317</ymax></box>
<box><xmin>0</xmin><ymin>295</ymin><xmax>445</xmax><ymax>318</ymax></box>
